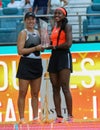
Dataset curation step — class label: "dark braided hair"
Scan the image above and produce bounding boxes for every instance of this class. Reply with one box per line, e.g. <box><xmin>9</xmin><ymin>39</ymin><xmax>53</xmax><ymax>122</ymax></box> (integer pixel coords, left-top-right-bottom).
<box><xmin>57</xmin><ymin>7</ymin><xmax>68</xmax><ymax>45</ymax></box>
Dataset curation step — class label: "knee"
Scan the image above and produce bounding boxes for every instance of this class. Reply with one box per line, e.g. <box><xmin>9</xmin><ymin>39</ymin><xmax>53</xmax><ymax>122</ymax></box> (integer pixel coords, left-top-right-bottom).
<box><xmin>53</xmin><ymin>87</ymin><xmax>57</xmax><ymax>93</ymax></box>
<box><xmin>32</xmin><ymin>92</ymin><xmax>38</xmax><ymax>98</ymax></box>
<box><xmin>19</xmin><ymin>89</ymin><xmax>27</xmax><ymax>98</ymax></box>
<box><xmin>60</xmin><ymin>81</ymin><xmax>67</xmax><ymax>87</ymax></box>
<box><xmin>52</xmin><ymin>86</ymin><xmax>60</xmax><ymax>95</ymax></box>
<box><xmin>62</xmin><ymin>84</ymin><xmax>70</xmax><ymax>94</ymax></box>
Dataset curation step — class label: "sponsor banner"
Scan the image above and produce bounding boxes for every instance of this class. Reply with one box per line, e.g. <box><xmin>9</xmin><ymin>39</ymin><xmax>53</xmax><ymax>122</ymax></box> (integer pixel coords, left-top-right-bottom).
<box><xmin>0</xmin><ymin>44</ymin><xmax>100</xmax><ymax>122</ymax></box>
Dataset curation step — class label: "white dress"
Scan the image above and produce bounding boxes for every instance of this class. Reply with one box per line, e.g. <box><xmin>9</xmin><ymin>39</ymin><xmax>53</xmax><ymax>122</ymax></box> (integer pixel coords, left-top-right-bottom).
<box><xmin>50</xmin><ymin>0</ymin><xmax>64</xmax><ymax>13</ymax></box>
<box><xmin>7</xmin><ymin>1</ymin><xmax>20</xmax><ymax>8</ymax></box>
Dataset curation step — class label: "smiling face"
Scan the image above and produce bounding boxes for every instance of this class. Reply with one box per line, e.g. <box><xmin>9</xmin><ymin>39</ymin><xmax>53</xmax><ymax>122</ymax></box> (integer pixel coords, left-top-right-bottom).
<box><xmin>54</xmin><ymin>9</ymin><xmax>65</xmax><ymax>22</ymax></box>
<box><xmin>25</xmin><ymin>16</ymin><xmax>36</xmax><ymax>29</ymax></box>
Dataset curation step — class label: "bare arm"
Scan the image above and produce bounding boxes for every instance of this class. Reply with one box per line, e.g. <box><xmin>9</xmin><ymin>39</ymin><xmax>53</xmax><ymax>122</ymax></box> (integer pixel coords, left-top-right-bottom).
<box><xmin>65</xmin><ymin>24</ymin><xmax>72</xmax><ymax>48</ymax></box>
<box><xmin>32</xmin><ymin>0</ymin><xmax>38</xmax><ymax>14</ymax></box>
<box><xmin>47</xmin><ymin>0</ymin><xmax>51</xmax><ymax>14</ymax></box>
<box><xmin>57</xmin><ymin>24</ymin><xmax>72</xmax><ymax>49</ymax></box>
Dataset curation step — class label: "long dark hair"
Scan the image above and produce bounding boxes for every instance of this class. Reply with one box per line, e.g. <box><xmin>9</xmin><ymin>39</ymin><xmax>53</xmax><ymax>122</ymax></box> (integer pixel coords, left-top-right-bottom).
<box><xmin>57</xmin><ymin>7</ymin><xmax>68</xmax><ymax>45</ymax></box>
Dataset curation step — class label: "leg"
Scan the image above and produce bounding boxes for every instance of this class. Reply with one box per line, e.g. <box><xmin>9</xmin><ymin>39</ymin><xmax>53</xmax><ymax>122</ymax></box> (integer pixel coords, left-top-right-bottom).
<box><xmin>30</xmin><ymin>77</ymin><xmax>42</xmax><ymax>119</ymax></box>
<box><xmin>49</xmin><ymin>73</ymin><xmax>61</xmax><ymax>117</ymax></box>
<box><xmin>18</xmin><ymin>79</ymin><xmax>29</xmax><ymax>120</ymax></box>
<box><xmin>59</xmin><ymin>69</ymin><xmax>73</xmax><ymax>116</ymax></box>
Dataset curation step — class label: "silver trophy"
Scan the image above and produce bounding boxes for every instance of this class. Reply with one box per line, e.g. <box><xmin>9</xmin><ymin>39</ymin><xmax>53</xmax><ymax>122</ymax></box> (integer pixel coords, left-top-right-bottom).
<box><xmin>39</xmin><ymin>19</ymin><xmax>50</xmax><ymax>48</ymax></box>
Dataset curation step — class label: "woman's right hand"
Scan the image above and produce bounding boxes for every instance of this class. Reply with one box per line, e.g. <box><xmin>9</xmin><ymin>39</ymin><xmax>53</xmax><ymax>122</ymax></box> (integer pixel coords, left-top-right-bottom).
<box><xmin>35</xmin><ymin>45</ymin><xmax>44</xmax><ymax>51</ymax></box>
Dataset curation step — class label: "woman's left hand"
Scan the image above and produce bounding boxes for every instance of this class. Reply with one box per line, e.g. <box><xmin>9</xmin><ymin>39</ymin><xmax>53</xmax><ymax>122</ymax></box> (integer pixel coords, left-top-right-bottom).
<box><xmin>35</xmin><ymin>45</ymin><xmax>44</xmax><ymax>51</ymax></box>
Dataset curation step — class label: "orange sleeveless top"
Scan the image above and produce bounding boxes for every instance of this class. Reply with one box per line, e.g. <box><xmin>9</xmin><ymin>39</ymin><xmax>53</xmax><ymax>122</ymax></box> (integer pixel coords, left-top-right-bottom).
<box><xmin>50</xmin><ymin>26</ymin><xmax>66</xmax><ymax>46</ymax></box>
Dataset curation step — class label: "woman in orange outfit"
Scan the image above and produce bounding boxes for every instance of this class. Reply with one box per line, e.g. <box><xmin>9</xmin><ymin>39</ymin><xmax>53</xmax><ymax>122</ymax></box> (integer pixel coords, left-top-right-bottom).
<box><xmin>47</xmin><ymin>7</ymin><xmax>73</xmax><ymax>123</ymax></box>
